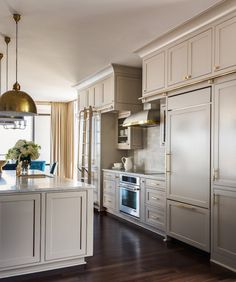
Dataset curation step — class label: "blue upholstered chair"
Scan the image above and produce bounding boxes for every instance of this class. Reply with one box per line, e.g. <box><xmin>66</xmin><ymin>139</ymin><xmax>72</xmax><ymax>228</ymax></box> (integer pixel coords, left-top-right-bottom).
<box><xmin>2</xmin><ymin>163</ymin><xmax>17</xmax><ymax>170</ymax></box>
<box><xmin>50</xmin><ymin>162</ymin><xmax>58</xmax><ymax>175</ymax></box>
<box><xmin>3</xmin><ymin>161</ymin><xmax>46</xmax><ymax>171</ymax></box>
<box><xmin>30</xmin><ymin>161</ymin><xmax>46</xmax><ymax>171</ymax></box>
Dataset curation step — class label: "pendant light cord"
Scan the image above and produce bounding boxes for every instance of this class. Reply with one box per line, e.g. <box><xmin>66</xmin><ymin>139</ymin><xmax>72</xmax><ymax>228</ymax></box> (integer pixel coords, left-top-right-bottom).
<box><xmin>5</xmin><ymin>36</ymin><xmax>11</xmax><ymax>91</ymax></box>
<box><xmin>0</xmin><ymin>54</ymin><xmax>2</xmax><ymax>94</ymax></box>
<box><xmin>15</xmin><ymin>18</ymin><xmax>18</xmax><ymax>85</ymax></box>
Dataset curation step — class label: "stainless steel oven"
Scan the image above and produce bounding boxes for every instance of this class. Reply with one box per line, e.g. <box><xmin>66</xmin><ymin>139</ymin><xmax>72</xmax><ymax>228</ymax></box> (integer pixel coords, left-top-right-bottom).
<box><xmin>119</xmin><ymin>174</ymin><xmax>140</xmax><ymax>218</ymax></box>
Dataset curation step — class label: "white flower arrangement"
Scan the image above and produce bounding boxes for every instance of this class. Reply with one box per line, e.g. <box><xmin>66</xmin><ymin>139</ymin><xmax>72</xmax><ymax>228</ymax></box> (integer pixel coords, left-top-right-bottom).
<box><xmin>6</xmin><ymin>140</ymin><xmax>41</xmax><ymax>161</ymax></box>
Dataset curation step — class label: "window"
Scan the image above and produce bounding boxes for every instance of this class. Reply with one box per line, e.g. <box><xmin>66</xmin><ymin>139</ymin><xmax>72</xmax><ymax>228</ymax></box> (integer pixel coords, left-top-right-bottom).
<box><xmin>34</xmin><ymin>104</ymin><xmax>51</xmax><ymax>165</ymax></box>
<box><xmin>0</xmin><ymin>104</ymin><xmax>51</xmax><ymax>165</ymax></box>
<box><xmin>0</xmin><ymin>117</ymin><xmax>33</xmax><ymax>159</ymax></box>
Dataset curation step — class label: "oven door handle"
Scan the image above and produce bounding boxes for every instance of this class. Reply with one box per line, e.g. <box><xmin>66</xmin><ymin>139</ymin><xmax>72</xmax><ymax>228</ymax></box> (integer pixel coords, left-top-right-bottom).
<box><xmin>119</xmin><ymin>186</ymin><xmax>140</xmax><ymax>192</ymax></box>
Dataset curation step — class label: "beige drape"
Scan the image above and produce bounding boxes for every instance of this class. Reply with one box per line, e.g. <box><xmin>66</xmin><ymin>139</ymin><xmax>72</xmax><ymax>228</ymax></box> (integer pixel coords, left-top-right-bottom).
<box><xmin>51</xmin><ymin>101</ymin><xmax>75</xmax><ymax>178</ymax></box>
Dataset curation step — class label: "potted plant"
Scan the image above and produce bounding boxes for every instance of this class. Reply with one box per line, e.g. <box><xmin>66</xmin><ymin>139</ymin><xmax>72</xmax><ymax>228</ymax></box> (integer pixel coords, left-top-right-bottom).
<box><xmin>6</xmin><ymin>140</ymin><xmax>41</xmax><ymax>174</ymax></box>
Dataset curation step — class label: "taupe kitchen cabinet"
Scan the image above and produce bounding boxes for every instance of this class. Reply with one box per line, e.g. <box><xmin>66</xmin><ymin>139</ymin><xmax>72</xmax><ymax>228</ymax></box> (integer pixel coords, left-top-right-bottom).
<box><xmin>168</xmin><ymin>29</ymin><xmax>212</xmax><ymax>86</ymax></box>
<box><xmin>215</xmin><ymin>15</ymin><xmax>236</xmax><ymax>73</ymax></box>
<box><xmin>211</xmin><ymin>188</ymin><xmax>236</xmax><ymax>270</ymax></box>
<box><xmin>77</xmin><ymin>64</ymin><xmax>142</xmax><ymax>113</ymax></box>
<box><xmin>103</xmin><ymin>171</ymin><xmax>119</xmax><ymax>212</ymax></box>
<box><xmin>213</xmin><ymin>79</ymin><xmax>236</xmax><ymax>187</ymax></box>
<box><xmin>79</xmin><ymin>89</ymin><xmax>89</xmax><ymax>109</ymax></box>
<box><xmin>117</xmin><ymin>111</ymin><xmax>142</xmax><ymax>150</ymax></box>
<box><xmin>166</xmin><ymin>87</ymin><xmax>211</xmax><ymax>252</ymax></box>
<box><xmin>142</xmin><ymin>50</ymin><xmax>166</xmax><ymax>95</ymax></box>
<box><xmin>211</xmin><ymin>76</ymin><xmax>236</xmax><ymax>271</ymax></box>
<box><xmin>141</xmin><ymin>177</ymin><xmax>166</xmax><ymax>232</ymax></box>
<box><xmin>167</xmin><ymin>88</ymin><xmax>211</xmax><ymax>208</ymax></box>
<box><xmin>0</xmin><ymin>194</ymin><xmax>40</xmax><ymax>268</ymax></box>
<box><xmin>45</xmin><ymin>192</ymin><xmax>87</xmax><ymax>261</ymax></box>
<box><xmin>167</xmin><ymin>200</ymin><xmax>210</xmax><ymax>252</ymax></box>
<box><xmin>100</xmin><ymin>76</ymin><xmax>113</xmax><ymax>106</ymax></box>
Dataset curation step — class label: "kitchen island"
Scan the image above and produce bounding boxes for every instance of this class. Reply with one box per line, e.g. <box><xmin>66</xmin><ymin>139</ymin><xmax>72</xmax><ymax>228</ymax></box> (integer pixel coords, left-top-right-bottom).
<box><xmin>0</xmin><ymin>171</ymin><xmax>94</xmax><ymax>279</ymax></box>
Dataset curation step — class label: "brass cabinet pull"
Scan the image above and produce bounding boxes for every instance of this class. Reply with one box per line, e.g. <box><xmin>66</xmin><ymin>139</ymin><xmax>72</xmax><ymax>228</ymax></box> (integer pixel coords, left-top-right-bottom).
<box><xmin>213</xmin><ymin>194</ymin><xmax>218</xmax><ymax>205</ymax></box>
<box><xmin>187</xmin><ymin>74</ymin><xmax>192</xmax><ymax>79</ymax></box>
<box><xmin>151</xmin><ymin>196</ymin><xmax>160</xmax><ymax>201</ymax></box>
<box><xmin>213</xmin><ymin>168</ymin><xmax>219</xmax><ymax>181</ymax></box>
<box><xmin>166</xmin><ymin>153</ymin><xmax>171</xmax><ymax>173</ymax></box>
<box><xmin>183</xmin><ymin>75</ymin><xmax>187</xmax><ymax>80</ymax></box>
<box><xmin>176</xmin><ymin>203</ymin><xmax>196</xmax><ymax>211</ymax></box>
<box><xmin>150</xmin><ymin>215</ymin><xmax>159</xmax><ymax>220</ymax></box>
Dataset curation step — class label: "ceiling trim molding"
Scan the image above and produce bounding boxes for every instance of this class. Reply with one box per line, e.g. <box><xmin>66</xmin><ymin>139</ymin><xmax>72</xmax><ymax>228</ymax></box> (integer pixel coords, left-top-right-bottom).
<box><xmin>73</xmin><ymin>65</ymin><xmax>113</xmax><ymax>92</ymax></box>
<box><xmin>134</xmin><ymin>0</ymin><xmax>234</xmax><ymax>58</ymax></box>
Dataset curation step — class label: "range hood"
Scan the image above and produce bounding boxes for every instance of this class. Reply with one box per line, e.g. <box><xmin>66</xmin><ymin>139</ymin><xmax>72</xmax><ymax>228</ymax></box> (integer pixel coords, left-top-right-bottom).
<box><xmin>123</xmin><ymin>109</ymin><xmax>160</xmax><ymax>127</ymax></box>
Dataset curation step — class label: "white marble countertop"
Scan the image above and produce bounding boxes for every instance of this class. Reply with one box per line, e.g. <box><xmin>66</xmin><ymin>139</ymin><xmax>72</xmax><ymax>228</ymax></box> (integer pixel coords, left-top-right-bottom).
<box><xmin>103</xmin><ymin>169</ymin><xmax>166</xmax><ymax>181</ymax></box>
<box><xmin>0</xmin><ymin>170</ymin><xmax>94</xmax><ymax>193</ymax></box>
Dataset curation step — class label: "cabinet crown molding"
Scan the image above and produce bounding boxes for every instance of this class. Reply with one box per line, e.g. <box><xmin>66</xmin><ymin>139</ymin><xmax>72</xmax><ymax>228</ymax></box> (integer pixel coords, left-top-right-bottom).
<box><xmin>135</xmin><ymin>0</ymin><xmax>236</xmax><ymax>58</ymax></box>
<box><xmin>74</xmin><ymin>64</ymin><xmax>141</xmax><ymax>92</ymax></box>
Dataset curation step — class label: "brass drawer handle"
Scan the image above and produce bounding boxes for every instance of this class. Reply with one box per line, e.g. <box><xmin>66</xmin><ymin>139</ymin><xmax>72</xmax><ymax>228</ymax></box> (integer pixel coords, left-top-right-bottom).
<box><xmin>214</xmin><ymin>65</ymin><xmax>220</xmax><ymax>71</ymax></box>
<box><xmin>176</xmin><ymin>204</ymin><xmax>196</xmax><ymax>211</ymax></box>
<box><xmin>187</xmin><ymin>74</ymin><xmax>192</xmax><ymax>79</ymax></box>
<box><xmin>151</xmin><ymin>196</ymin><xmax>160</xmax><ymax>201</ymax></box>
<box><xmin>150</xmin><ymin>215</ymin><xmax>159</xmax><ymax>220</ymax></box>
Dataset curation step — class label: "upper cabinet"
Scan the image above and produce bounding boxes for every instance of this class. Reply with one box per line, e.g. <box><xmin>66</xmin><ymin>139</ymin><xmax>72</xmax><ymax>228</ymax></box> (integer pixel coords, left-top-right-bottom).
<box><xmin>215</xmin><ymin>16</ymin><xmax>236</xmax><ymax>73</ymax></box>
<box><xmin>188</xmin><ymin>29</ymin><xmax>212</xmax><ymax>80</ymax></box>
<box><xmin>76</xmin><ymin>65</ymin><xmax>142</xmax><ymax>113</ymax></box>
<box><xmin>168</xmin><ymin>41</ymin><xmax>188</xmax><ymax>86</ymax></box>
<box><xmin>143</xmin><ymin>51</ymin><xmax>166</xmax><ymax>95</ymax></box>
<box><xmin>213</xmin><ymin>78</ymin><xmax>236</xmax><ymax>188</ymax></box>
<box><xmin>137</xmin><ymin>7</ymin><xmax>236</xmax><ymax>102</ymax></box>
<box><xmin>168</xmin><ymin>29</ymin><xmax>212</xmax><ymax>87</ymax></box>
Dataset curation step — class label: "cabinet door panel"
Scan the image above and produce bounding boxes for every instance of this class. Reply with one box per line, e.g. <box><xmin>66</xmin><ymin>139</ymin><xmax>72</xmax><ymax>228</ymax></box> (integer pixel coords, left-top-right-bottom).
<box><xmin>167</xmin><ymin>97</ymin><xmax>211</xmax><ymax>208</ymax></box>
<box><xmin>146</xmin><ymin>188</ymin><xmax>165</xmax><ymax>209</ymax></box>
<box><xmin>94</xmin><ymin>84</ymin><xmax>102</xmax><ymax>107</ymax></box>
<box><xmin>45</xmin><ymin>192</ymin><xmax>87</xmax><ymax>261</ymax></box>
<box><xmin>167</xmin><ymin>200</ymin><xmax>210</xmax><ymax>251</ymax></box>
<box><xmin>103</xmin><ymin>194</ymin><xmax>115</xmax><ymax>210</ymax></box>
<box><xmin>103</xmin><ymin>179</ymin><xmax>116</xmax><ymax>195</ymax></box>
<box><xmin>0</xmin><ymin>194</ymin><xmax>40</xmax><ymax>268</ymax></box>
<box><xmin>168</xmin><ymin>41</ymin><xmax>188</xmax><ymax>86</ymax></box>
<box><xmin>88</xmin><ymin>87</ymin><xmax>95</xmax><ymax>107</ymax></box>
<box><xmin>79</xmin><ymin>90</ymin><xmax>89</xmax><ymax>110</ymax></box>
<box><xmin>212</xmin><ymin>189</ymin><xmax>236</xmax><ymax>269</ymax></box>
<box><xmin>215</xmin><ymin>16</ymin><xmax>236</xmax><ymax>72</ymax></box>
<box><xmin>213</xmin><ymin>80</ymin><xmax>236</xmax><ymax>187</ymax></box>
<box><xmin>188</xmin><ymin>29</ymin><xmax>212</xmax><ymax>79</ymax></box>
<box><xmin>145</xmin><ymin>206</ymin><xmax>165</xmax><ymax>230</ymax></box>
<box><xmin>143</xmin><ymin>51</ymin><xmax>165</xmax><ymax>94</ymax></box>
<box><xmin>102</xmin><ymin>76</ymin><xmax>114</xmax><ymax>105</ymax></box>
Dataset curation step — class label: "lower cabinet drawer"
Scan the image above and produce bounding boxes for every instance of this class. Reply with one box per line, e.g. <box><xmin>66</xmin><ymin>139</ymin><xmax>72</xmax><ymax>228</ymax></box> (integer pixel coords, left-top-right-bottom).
<box><xmin>145</xmin><ymin>206</ymin><xmax>165</xmax><ymax>231</ymax></box>
<box><xmin>104</xmin><ymin>172</ymin><xmax>116</xmax><ymax>181</ymax></box>
<box><xmin>103</xmin><ymin>194</ymin><xmax>115</xmax><ymax>210</ymax></box>
<box><xmin>167</xmin><ymin>200</ymin><xmax>210</xmax><ymax>252</ymax></box>
<box><xmin>103</xmin><ymin>179</ymin><xmax>116</xmax><ymax>195</ymax></box>
<box><xmin>145</xmin><ymin>178</ymin><xmax>165</xmax><ymax>190</ymax></box>
<box><xmin>146</xmin><ymin>188</ymin><xmax>166</xmax><ymax>209</ymax></box>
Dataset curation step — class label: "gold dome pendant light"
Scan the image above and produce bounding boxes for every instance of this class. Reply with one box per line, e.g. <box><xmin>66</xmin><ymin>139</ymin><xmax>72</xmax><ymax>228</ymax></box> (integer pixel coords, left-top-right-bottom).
<box><xmin>0</xmin><ymin>14</ymin><xmax>37</xmax><ymax>117</ymax></box>
<box><xmin>2</xmin><ymin>36</ymin><xmax>27</xmax><ymax>129</ymax></box>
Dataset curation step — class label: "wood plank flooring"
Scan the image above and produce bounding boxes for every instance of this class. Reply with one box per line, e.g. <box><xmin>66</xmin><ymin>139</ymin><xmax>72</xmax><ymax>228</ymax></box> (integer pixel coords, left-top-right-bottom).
<box><xmin>3</xmin><ymin>212</ymin><xmax>236</xmax><ymax>282</ymax></box>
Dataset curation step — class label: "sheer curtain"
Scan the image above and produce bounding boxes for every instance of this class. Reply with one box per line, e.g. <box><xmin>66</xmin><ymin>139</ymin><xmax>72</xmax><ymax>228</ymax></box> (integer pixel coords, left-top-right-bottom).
<box><xmin>51</xmin><ymin>101</ymin><xmax>75</xmax><ymax>178</ymax></box>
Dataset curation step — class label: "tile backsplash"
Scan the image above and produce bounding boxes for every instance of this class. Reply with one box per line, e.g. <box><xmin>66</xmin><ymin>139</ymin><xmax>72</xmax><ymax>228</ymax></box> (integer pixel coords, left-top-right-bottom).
<box><xmin>129</xmin><ymin>125</ymin><xmax>165</xmax><ymax>172</ymax></box>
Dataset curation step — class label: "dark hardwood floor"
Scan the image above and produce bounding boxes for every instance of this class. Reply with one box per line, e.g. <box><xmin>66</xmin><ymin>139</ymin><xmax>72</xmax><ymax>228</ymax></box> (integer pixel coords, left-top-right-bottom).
<box><xmin>3</xmin><ymin>212</ymin><xmax>236</xmax><ymax>282</ymax></box>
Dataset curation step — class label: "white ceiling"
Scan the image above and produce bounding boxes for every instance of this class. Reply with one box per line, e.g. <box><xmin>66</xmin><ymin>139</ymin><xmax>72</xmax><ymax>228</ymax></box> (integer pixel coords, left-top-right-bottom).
<box><xmin>0</xmin><ymin>0</ymin><xmax>223</xmax><ymax>102</ymax></box>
